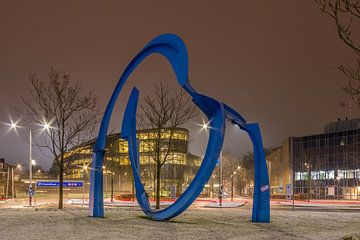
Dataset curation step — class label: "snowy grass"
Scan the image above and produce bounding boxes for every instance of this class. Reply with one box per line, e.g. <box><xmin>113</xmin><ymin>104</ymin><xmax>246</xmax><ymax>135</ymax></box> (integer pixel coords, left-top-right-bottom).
<box><xmin>0</xmin><ymin>205</ymin><xmax>359</xmax><ymax>240</ymax></box>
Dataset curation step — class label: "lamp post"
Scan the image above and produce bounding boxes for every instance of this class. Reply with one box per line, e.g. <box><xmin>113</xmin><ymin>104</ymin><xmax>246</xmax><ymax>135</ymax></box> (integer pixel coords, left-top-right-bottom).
<box><xmin>336</xmin><ymin>175</ymin><xmax>341</xmax><ymax>200</ymax></box>
<box><xmin>231</xmin><ymin>171</ymin><xmax>236</xmax><ymax>202</ymax></box>
<box><xmin>82</xmin><ymin>165</ymin><xmax>88</xmax><ymax>206</ymax></box>
<box><xmin>305</xmin><ymin>162</ymin><xmax>312</xmax><ymax>202</ymax></box>
<box><xmin>111</xmin><ymin>171</ymin><xmax>114</xmax><ymax>202</ymax></box>
<box><xmin>29</xmin><ymin>129</ymin><xmax>33</xmax><ymax>206</ymax></box>
<box><xmin>201</xmin><ymin>121</ymin><xmax>225</xmax><ymax>204</ymax></box>
<box><xmin>237</xmin><ymin>165</ymin><xmax>244</xmax><ymax>196</ymax></box>
<box><xmin>7</xmin><ymin>120</ymin><xmax>51</xmax><ymax>206</ymax></box>
<box><xmin>219</xmin><ymin>150</ymin><xmax>223</xmax><ymax>207</ymax></box>
<box><xmin>13</xmin><ymin>163</ymin><xmax>23</xmax><ymax>199</ymax></box>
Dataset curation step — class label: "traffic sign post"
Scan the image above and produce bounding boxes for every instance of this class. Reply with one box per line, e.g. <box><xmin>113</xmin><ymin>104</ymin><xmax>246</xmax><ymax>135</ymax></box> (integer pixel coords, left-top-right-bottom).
<box><xmin>286</xmin><ymin>184</ymin><xmax>292</xmax><ymax>200</ymax></box>
<box><xmin>28</xmin><ymin>184</ymin><xmax>35</xmax><ymax>206</ymax></box>
<box><xmin>285</xmin><ymin>183</ymin><xmax>294</xmax><ymax>212</ymax></box>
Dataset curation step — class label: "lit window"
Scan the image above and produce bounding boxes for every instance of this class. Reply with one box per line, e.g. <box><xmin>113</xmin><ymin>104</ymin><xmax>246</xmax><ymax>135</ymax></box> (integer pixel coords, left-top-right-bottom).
<box><xmin>338</xmin><ymin>170</ymin><xmax>346</xmax><ymax>179</ymax></box>
<box><xmin>347</xmin><ymin>170</ymin><xmax>355</xmax><ymax>179</ymax></box>
<box><xmin>319</xmin><ymin>171</ymin><xmax>326</xmax><ymax>180</ymax></box>
<box><xmin>327</xmin><ymin>171</ymin><xmax>334</xmax><ymax>179</ymax></box>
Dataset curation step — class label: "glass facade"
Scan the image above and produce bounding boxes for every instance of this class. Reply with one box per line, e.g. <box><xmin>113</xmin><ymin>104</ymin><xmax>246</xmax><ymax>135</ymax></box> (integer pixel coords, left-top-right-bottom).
<box><xmin>293</xmin><ymin>128</ymin><xmax>360</xmax><ymax>199</ymax></box>
<box><xmin>62</xmin><ymin>128</ymin><xmax>202</xmax><ymax>197</ymax></box>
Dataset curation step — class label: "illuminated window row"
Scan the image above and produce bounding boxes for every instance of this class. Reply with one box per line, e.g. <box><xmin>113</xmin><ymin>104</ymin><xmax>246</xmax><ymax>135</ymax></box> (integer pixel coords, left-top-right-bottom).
<box><xmin>63</xmin><ymin>147</ymin><xmax>92</xmax><ymax>159</ymax></box>
<box><xmin>295</xmin><ymin>169</ymin><xmax>360</xmax><ymax>180</ymax></box>
<box><xmin>295</xmin><ymin>171</ymin><xmax>334</xmax><ymax>180</ymax></box>
<box><xmin>137</xmin><ymin>130</ymin><xmax>188</xmax><ymax>141</ymax></box>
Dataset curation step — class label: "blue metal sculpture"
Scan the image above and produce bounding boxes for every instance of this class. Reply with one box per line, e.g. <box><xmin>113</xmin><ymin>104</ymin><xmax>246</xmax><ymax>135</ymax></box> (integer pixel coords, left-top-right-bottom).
<box><xmin>89</xmin><ymin>33</ymin><xmax>270</xmax><ymax>222</ymax></box>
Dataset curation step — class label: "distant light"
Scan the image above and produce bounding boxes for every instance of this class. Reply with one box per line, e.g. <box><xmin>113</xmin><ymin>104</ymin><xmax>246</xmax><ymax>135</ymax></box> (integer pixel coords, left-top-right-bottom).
<box><xmin>43</xmin><ymin>123</ymin><xmax>50</xmax><ymax>130</ymax></box>
<box><xmin>37</xmin><ymin>169</ymin><xmax>41</xmax><ymax>173</ymax></box>
<box><xmin>10</xmin><ymin>122</ymin><xmax>17</xmax><ymax>129</ymax></box>
<box><xmin>16</xmin><ymin>163</ymin><xmax>22</xmax><ymax>169</ymax></box>
<box><xmin>31</xmin><ymin>160</ymin><xmax>36</xmax><ymax>166</ymax></box>
<box><xmin>237</xmin><ymin>166</ymin><xmax>241</xmax><ymax>170</ymax></box>
<box><xmin>233</xmin><ymin>171</ymin><xmax>236</xmax><ymax>175</ymax></box>
<box><xmin>83</xmin><ymin>165</ymin><xmax>88</xmax><ymax>170</ymax></box>
<box><xmin>201</xmin><ymin>122</ymin><xmax>209</xmax><ymax>130</ymax></box>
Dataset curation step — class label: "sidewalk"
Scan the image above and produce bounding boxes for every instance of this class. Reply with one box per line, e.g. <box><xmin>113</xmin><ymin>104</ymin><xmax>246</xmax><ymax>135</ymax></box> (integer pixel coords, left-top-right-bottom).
<box><xmin>274</xmin><ymin>199</ymin><xmax>360</xmax><ymax>208</ymax></box>
<box><xmin>68</xmin><ymin>197</ymin><xmax>244</xmax><ymax>208</ymax></box>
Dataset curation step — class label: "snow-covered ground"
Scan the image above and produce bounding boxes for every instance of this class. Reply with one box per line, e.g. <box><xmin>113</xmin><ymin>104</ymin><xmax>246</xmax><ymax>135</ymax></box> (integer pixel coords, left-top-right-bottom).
<box><xmin>0</xmin><ymin>205</ymin><xmax>359</xmax><ymax>240</ymax></box>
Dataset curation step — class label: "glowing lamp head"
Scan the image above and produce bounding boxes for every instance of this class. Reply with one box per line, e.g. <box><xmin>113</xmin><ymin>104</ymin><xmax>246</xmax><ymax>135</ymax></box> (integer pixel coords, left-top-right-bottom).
<box><xmin>43</xmin><ymin>123</ymin><xmax>50</xmax><ymax>130</ymax></box>
<box><xmin>202</xmin><ymin>122</ymin><xmax>209</xmax><ymax>130</ymax></box>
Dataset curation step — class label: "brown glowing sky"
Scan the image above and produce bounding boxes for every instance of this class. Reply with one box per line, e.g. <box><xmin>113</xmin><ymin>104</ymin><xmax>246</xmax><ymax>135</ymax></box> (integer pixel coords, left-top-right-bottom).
<box><xmin>0</xmin><ymin>1</ymin><xmax>357</xmax><ymax>169</ymax></box>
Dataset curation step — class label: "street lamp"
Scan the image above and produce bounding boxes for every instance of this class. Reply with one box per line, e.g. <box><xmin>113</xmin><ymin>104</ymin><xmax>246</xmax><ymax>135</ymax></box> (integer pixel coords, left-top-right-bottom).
<box><xmin>196</xmin><ymin>119</ymin><xmax>210</xmax><ymax>134</ymax></box>
<box><xmin>304</xmin><ymin>162</ymin><xmax>312</xmax><ymax>202</ymax></box>
<box><xmin>110</xmin><ymin>171</ymin><xmax>115</xmax><ymax>202</ymax></box>
<box><xmin>6</xmin><ymin>119</ymin><xmax>52</xmax><ymax>206</ymax></box>
<box><xmin>16</xmin><ymin>163</ymin><xmax>22</xmax><ymax>169</ymax></box>
<box><xmin>201</xmin><ymin>122</ymin><xmax>209</xmax><ymax>130</ymax></box>
<box><xmin>231</xmin><ymin>172</ymin><xmax>237</xmax><ymax>202</ymax></box>
<box><xmin>81</xmin><ymin>164</ymin><xmax>90</xmax><ymax>206</ymax></box>
<box><xmin>336</xmin><ymin>175</ymin><xmax>341</xmax><ymax>200</ymax></box>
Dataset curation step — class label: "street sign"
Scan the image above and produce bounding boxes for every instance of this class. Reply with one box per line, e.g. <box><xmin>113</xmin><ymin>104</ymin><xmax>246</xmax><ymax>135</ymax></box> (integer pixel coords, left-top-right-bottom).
<box><xmin>286</xmin><ymin>184</ymin><xmax>292</xmax><ymax>200</ymax></box>
<box><xmin>36</xmin><ymin>181</ymin><xmax>83</xmax><ymax>188</ymax></box>
<box><xmin>260</xmin><ymin>184</ymin><xmax>269</xmax><ymax>192</ymax></box>
<box><xmin>28</xmin><ymin>185</ymin><xmax>35</xmax><ymax>197</ymax></box>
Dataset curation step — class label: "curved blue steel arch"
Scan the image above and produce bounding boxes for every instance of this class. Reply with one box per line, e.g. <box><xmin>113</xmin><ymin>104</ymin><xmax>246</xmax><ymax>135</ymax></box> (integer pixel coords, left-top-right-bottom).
<box><xmin>121</xmin><ymin>88</ymin><xmax>226</xmax><ymax>220</ymax></box>
<box><xmin>89</xmin><ymin>33</ymin><xmax>270</xmax><ymax>222</ymax></box>
<box><xmin>223</xmin><ymin>104</ymin><xmax>270</xmax><ymax>222</ymax></box>
<box><xmin>88</xmin><ymin>34</ymin><xmax>193</xmax><ymax>217</ymax></box>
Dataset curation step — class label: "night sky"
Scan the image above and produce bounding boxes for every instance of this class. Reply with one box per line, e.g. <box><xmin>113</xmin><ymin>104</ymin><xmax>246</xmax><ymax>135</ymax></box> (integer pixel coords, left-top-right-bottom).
<box><xmin>0</xmin><ymin>1</ymin><xmax>357</xmax><ymax>169</ymax></box>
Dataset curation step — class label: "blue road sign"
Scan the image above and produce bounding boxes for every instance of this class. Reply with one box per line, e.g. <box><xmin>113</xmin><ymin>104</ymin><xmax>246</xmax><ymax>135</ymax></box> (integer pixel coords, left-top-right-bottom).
<box><xmin>36</xmin><ymin>181</ymin><xmax>83</xmax><ymax>187</ymax></box>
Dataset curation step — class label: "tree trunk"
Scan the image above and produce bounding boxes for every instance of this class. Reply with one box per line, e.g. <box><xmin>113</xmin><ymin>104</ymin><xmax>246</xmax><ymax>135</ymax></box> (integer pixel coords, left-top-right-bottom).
<box><xmin>153</xmin><ymin>166</ymin><xmax>156</xmax><ymax>198</ymax></box>
<box><xmin>58</xmin><ymin>161</ymin><xmax>64</xmax><ymax>209</ymax></box>
<box><xmin>155</xmin><ymin>163</ymin><xmax>161</xmax><ymax>209</ymax></box>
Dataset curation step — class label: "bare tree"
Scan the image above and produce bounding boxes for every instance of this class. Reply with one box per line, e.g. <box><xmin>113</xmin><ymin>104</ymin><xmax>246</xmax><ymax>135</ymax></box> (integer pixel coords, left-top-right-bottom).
<box><xmin>137</xmin><ymin>83</ymin><xmax>197</xmax><ymax>209</ymax></box>
<box><xmin>221</xmin><ymin>151</ymin><xmax>242</xmax><ymax>180</ymax></box>
<box><xmin>315</xmin><ymin>0</ymin><xmax>360</xmax><ymax>106</ymax></box>
<box><xmin>20</xmin><ymin>68</ymin><xmax>100</xmax><ymax>209</ymax></box>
